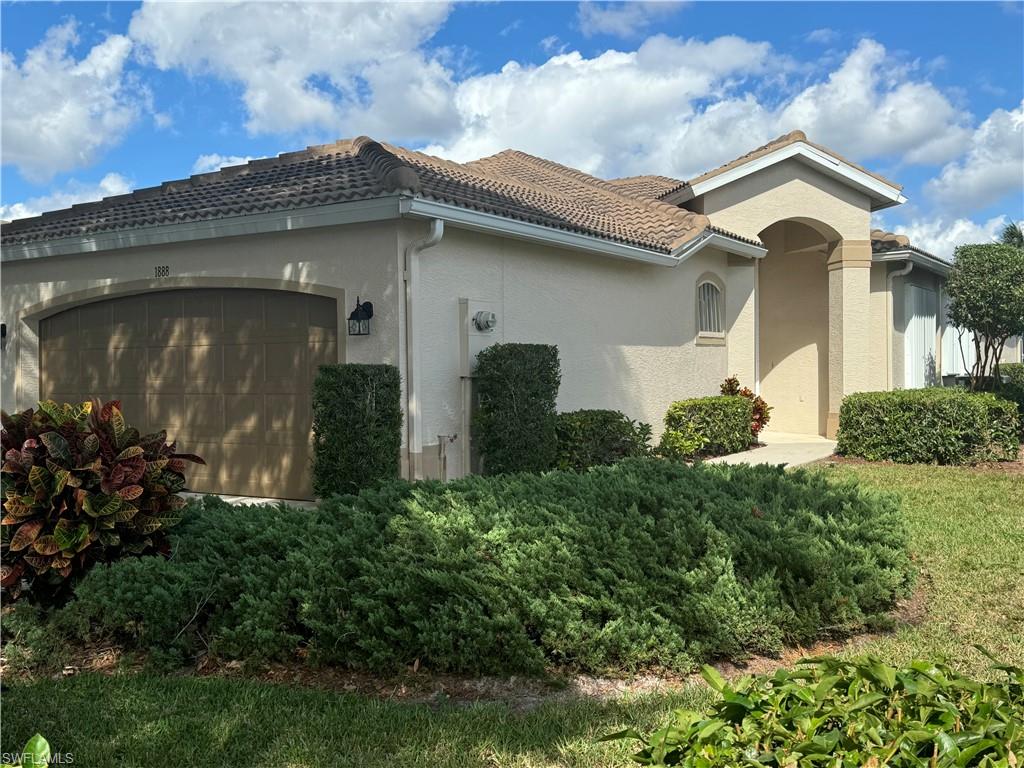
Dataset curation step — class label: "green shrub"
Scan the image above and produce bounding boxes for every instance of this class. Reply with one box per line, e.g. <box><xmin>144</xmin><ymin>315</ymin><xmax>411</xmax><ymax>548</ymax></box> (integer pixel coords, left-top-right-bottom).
<box><xmin>555</xmin><ymin>409</ymin><xmax>651</xmax><ymax>471</ymax></box>
<box><xmin>999</xmin><ymin>362</ymin><xmax>1024</xmax><ymax>438</ymax></box>
<box><xmin>660</xmin><ymin>396</ymin><xmax>753</xmax><ymax>459</ymax></box>
<box><xmin>1</xmin><ymin>399</ymin><xmax>203</xmax><ymax>603</ymax></box>
<box><xmin>837</xmin><ymin>389</ymin><xmax>1019</xmax><ymax>465</ymax></box>
<box><xmin>311</xmin><ymin>364</ymin><xmax>402</xmax><ymax>497</ymax></box>
<box><xmin>605</xmin><ymin>654</ymin><xmax>1023</xmax><ymax>766</ymax></box>
<box><xmin>720</xmin><ymin>375</ymin><xmax>772</xmax><ymax>438</ymax></box>
<box><xmin>473</xmin><ymin>344</ymin><xmax>560</xmax><ymax>474</ymax></box>
<box><xmin>57</xmin><ymin>459</ymin><xmax>911</xmax><ymax>675</ymax></box>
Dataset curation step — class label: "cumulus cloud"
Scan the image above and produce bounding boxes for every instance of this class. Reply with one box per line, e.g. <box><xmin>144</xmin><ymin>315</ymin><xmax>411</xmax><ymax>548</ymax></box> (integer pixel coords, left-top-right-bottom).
<box><xmin>128</xmin><ymin>1</ymin><xmax>457</xmax><ymax>140</ymax></box>
<box><xmin>0</xmin><ymin>173</ymin><xmax>133</xmax><ymax>221</ymax></box>
<box><xmin>897</xmin><ymin>214</ymin><xmax>1011</xmax><ymax>260</ymax></box>
<box><xmin>776</xmin><ymin>40</ymin><xmax>971</xmax><ymax>165</ymax></box>
<box><xmin>424</xmin><ymin>36</ymin><xmax>971</xmax><ymax>180</ymax></box>
<box><xmin>925</xmin><ymin>101</ymin><xmax>1024</xmax><ymax>212</ymax></box>
<box><xmin>577</xmin><ymin>2</ymin><xmax>686</xmax><ymax>38</ymax></box>
<box><xmin>191</xmin><ymin>154</ymin><xmax>266</xmax><ymax>174</ymax></box>
<box><xmin>1</xmin><ymin>20</ymin><xmax>140</xmax><ymax>182</ymax></box>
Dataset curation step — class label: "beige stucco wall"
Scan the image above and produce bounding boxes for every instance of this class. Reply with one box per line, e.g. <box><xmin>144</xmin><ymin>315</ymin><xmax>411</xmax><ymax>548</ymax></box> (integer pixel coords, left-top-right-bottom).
<box><xmin>411</xmin><ymin>223</ymin><xmax>755</xmax><ymax>479</ymax></box>
<box><xmin>1</xmin><ymin>222</ymin><xmax>403</xmax><ymax>415</ymax></box>
<box><xmin>696</xmin><ymin>159</ymin><xmax>872</xmax><ymax>243</ymax></box>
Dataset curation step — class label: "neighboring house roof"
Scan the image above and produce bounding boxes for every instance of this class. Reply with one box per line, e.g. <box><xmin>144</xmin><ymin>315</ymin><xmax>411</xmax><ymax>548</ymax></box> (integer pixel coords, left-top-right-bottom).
<box><xmin>1</xmin><ymin>137</ymin><xmax>713</xmax><ymax>255</ymax></box>
<box><xmin>870</xmin><ymin>228</ymin><xmax>951</xmax><ymax>275</ymax></box>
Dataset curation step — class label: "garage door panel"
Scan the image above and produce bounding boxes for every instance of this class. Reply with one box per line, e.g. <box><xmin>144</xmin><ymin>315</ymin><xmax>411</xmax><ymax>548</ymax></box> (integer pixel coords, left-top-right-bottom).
<box><xmin>223</xmin><ymin>343</ymin><xmax>263</xmax><ymax>390</ymax></box>
<box><xmin>224</xmin><ymin>394</ymin><xmax>263</xmax><ymax>438</ymax></box>
<box><xmin>145</xmin><ymin>292</ymin><xmax>183</xmax><ymax>344</ymax></box>
<box><xmin>81</xmin><ymin>349</ymin><xmax>111</xmax><ymax>391</ymax></box>
<box><xmin>112</xmin><ymin>295</ymin><xmax>149</xmax><ymax>346</ymax></box>
<box><xmin>265</xmin><ymin>342</ymin><xmax>307</xmax><ymax>392</ymax></box>
<box><xmin>186</xmin><ymin>345</ymin><xmax>225</xmax><ymax>386</ymax></box>
<box><xmin>148</xmin><ymin>346</ymin><xmax>185</xmax><ymax>388</ymax></box>
<box><xmin>42</xmin><ymin>349</ymin><xmax>79</xmax><ymax>391</ymax></box>
<box><xmin>41</xmin><ymin>288</ymin><xmax>337</xmax><ymax>499</ymax></box>
<box><xmin>79</xmin><ymin>303</ymin><xmax>113</xmax><ymax>348</ymax></box>
<box><xmin>112</xmin><ymin>347</ymin><xmax>148</xmax><ymax>390</ymax></box>
<box><xmin>182</xmin><ymin>291</ymin><xmax>222</xmax><ymax>339</ymax></box>
<box><xmin>40</xmin><ymin>311</ymin><xmax>78</xmax><ymax>347</ymax></box>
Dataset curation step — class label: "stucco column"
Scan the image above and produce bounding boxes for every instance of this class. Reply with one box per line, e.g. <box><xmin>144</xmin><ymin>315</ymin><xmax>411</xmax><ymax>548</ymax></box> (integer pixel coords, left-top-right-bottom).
<box><xmin>826</xmin><ymin>240</ymin><xmax>873</xmax><ymax>437</ymax></box>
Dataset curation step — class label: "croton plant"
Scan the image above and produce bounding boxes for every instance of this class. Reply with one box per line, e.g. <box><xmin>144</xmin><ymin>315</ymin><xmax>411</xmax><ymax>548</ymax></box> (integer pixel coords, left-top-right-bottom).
<box><xmin>1</xmin><ymin>399</ymin><xmax>204</xmax><ymax>601</ymax></box>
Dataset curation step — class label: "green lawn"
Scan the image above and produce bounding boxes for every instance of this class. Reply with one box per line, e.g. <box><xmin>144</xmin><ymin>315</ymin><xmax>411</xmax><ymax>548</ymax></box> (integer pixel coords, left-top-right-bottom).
<box><xmin>3</xmin><ymin>463</ymin><xmax>1021</xmax><ymax>768</ymax></box>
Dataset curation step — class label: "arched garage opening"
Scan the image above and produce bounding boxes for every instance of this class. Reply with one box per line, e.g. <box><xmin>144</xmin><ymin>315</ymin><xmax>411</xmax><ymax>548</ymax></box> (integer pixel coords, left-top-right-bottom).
<box><xmin>37</xmin><ymin>287</ymin><xmax>339</xmax><ymax>499</ymax></box>
<box><xmin>757</xmin><ymin>219</ymin><xmax>838</xmax><ymax>436</ymax></box>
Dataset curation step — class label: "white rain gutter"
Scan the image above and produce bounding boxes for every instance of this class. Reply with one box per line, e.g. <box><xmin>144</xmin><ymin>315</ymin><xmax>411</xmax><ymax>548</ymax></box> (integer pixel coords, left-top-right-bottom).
<box><xmin>886</xmin><ymin>260</ymin><xmax>914</xmax><ymax>389</ymax></box>
<box><xmin>403</xmin><ymin>217</ymin><xmax>444</xmax><ymax>479</ymax></box>
<box><xmin>402</xmin><ymin>198</ymin><xmax>766</xmax><ymax>264</ymax></box>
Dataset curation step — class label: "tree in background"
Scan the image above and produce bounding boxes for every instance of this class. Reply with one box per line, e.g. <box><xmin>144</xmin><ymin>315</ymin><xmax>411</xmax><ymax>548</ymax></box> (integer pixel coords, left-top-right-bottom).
<box><xmin>946</xmin><ymin>243</ymin><xmax>1024</xmax><ymax>389</ymax></box>
<box><xmin>1000</xmin><ymin>220</ymin><xmax>1023</xmax><ymax>248</ymax></box>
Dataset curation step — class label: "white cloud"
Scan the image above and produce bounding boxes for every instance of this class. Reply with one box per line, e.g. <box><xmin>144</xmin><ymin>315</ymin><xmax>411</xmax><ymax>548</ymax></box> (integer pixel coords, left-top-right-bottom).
<box><xmin>1</xmin><ymin>20</ymin><xmax>140</xmax><ymax>182</ymax></box>
<box><xmin>191</xmin><ymin>154</ymin><xmax>266</xmax><ymax>174</ymax></box>
<box><xmin>424</xmin><ymin>35</ymin><xmax>776</xmax><ymax>179</ymax></box>
<box><xmin>540</xmin><ymin>35</ymin><xmax>568</xmax><ymax>54</ymax></box>
<box><xmin>577</xmin><ymin>2</ymin><xmax>686</xmax><ymax>38</ymax></box>
<box><xmin>0</xmin><ymin>173</ymin><xmax>133</xmax><ymax>221</ymax></box>
<box><xmin>805</xmin><ymin>28</ymin><xmax>838</xmax><ymax>45</ymax></box>
<box><xmin>925</xmin><ymin>101</ymin><xmax>1024</xmax><ymax>212</ymax></box>
<box><xmin>897</xmin><ymin>214</ymin><xmax>1011</xmax><ymax>260</ymax></box>
<box><xmin>776</xmin><ymin>40</ymin><xmax>971</xmax><ymax>165</ymax></box>
<box><xmin>424</xmin><ymin>36</ymin><xmax>970</xmax><ymax>181</ymax></box>
<box><xmin>128</xmin><ymin>1</ymin><xmax>456</xmax><ymax>139</ymax></box>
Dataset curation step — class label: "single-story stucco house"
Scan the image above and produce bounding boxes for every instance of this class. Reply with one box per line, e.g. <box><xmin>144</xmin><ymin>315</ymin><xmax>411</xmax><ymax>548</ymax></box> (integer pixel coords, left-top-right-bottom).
<box><xmin>1</xmin><ymin>130</ymin><xmax>1019</xmax><ymax>499</ymax></box>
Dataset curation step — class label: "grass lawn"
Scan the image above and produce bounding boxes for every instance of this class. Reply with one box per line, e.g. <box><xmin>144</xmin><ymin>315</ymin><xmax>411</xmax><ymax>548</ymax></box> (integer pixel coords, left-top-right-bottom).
<box><xmin>3</xmin><ymin>463</ymin><xmax>1021</xmax><ymax>767</ymax></box>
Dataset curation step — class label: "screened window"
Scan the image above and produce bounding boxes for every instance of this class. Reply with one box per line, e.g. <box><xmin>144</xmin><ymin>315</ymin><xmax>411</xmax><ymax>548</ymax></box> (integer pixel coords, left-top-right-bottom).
<box><xmin>697</xmin><ymin>281</ymin><xmax>724</xmax><ymax>335</ymax></box>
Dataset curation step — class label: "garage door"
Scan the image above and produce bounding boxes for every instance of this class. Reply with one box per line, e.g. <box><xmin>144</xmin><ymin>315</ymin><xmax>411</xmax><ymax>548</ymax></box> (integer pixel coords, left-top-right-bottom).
<box><xmin>40</xmin><ymin>288</ymin><xmax>338</xmax><ymax>500</ymax></box>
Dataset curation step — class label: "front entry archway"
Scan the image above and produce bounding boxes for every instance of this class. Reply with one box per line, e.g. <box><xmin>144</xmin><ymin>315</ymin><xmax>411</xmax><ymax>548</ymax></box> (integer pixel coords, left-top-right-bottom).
<box><xmin>757</xmin><ymin>219</ymin><xmax>836</xmax><ymax>436</ymax></box>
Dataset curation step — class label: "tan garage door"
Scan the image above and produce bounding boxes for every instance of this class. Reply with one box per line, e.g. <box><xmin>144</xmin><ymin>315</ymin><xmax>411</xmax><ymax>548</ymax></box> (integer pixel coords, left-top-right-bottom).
<box><xmin>40</xmin><ymin>288</ymin><xmax>338</xmax><ymax>500</ymax></box>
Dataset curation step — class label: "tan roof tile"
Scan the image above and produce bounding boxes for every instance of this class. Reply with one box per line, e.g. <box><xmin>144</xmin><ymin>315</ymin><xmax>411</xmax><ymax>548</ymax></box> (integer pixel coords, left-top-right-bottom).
<box><xmin>2</xmin><ymin>137</ymin><xmax>710</xmax><ymax>254</ymax></box>
<box><xmin>605</xmin><ymin>175</ymin><xmax>689</xmax><ymax>201</ymax></box>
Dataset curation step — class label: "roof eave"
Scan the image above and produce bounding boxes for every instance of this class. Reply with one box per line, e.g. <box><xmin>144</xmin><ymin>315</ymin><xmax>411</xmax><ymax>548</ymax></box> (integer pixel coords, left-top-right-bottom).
<box><xmin>1</xmin><ymin>196</ymin><xmax>405</xmax><ymax>262</ymax></box>
<box><xmin>873</xmin><ymin>248</ymin><xmax>951</xmax><ymax>276</ymax></box>
<box><xmin>688</xmin><ymin>142</ymin><xmax>906</xmax><ymax>212</ymax></box>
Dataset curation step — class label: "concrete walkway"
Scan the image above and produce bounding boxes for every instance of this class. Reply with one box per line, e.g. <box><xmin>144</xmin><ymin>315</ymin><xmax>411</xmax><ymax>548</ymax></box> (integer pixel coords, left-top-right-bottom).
<box><xmin>707</xmin><ymin>430</ymin><xmax>837</xmax><ymax>468</ymax></box>
<box><xmin>182</xmin><ymin>492</ymin><xmax>316</xmax><ymax>509</ymax></box>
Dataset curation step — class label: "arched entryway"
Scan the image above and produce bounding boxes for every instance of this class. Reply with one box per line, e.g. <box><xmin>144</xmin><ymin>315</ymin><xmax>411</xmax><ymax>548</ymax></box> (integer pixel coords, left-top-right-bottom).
<box><xmin>757</xmin><ymin>219</ymin><xmax>839</xmax><ymax>436</ymax></box>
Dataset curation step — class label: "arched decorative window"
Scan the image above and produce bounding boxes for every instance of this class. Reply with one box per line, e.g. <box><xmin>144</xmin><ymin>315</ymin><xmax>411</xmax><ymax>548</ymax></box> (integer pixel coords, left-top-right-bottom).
<box><xmin>697</xmin><ymin>278</ymin><xmax>724</xmax><ymax>339</ymax></box>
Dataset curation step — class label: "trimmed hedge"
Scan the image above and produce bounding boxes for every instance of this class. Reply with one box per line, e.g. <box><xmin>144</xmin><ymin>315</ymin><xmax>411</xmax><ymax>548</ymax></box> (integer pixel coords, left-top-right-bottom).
<box><xmin>837</xmin><ymin>388</ymin><xmax>1019</xmax><ymax>465</ymax></box>
<box><xmin>54</xmin><ymin>459</ymin><xmax>912</xmax><ymax>675</ymax></box>
<box><xmin>555</xmin><ymin>409</ymin><xmax>651</xmax><ymax>471</ymax></box>
<box><xmin>472</xmin><ymin>343</ymin><xmax>561</xmax><ymax>474</ymax></box>
<box><xmin>1000</xmin><ymin>362</ymin><xmax>1024</xmax><ymax>438</ymax></box>
<box><xmin>311</xmin><ymin>364</ymin><xmax>402</xmax><ymax>497</ymax></box>
<box><xmin>660</xmin><ymin>396</ymin><xmax>753</xmax><ymax>459</ymax></box>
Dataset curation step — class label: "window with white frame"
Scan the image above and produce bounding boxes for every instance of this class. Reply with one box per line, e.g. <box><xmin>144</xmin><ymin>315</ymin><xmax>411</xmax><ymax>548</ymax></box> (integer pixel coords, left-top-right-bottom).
<box><xmin>697</xmin><ymin>280</ymin><xmax>724</xmax><ymax>336</ymax></box>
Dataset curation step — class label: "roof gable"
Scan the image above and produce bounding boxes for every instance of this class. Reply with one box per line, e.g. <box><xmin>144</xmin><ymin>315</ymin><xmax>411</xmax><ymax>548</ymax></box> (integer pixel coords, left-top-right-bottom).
<box><xmin>684</xmin><ymin>131</ymin><xmax>906</xmax><ymax>211</ymax></box>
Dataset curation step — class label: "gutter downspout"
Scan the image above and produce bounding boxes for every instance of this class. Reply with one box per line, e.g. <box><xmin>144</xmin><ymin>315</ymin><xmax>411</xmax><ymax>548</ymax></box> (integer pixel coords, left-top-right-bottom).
<box><xmin>403</xmin><ymin>218</ymin><xmax>444</xmax><ymax>479</ymax></box>
<box><xmin>886</xmin><ymin>260</ymin><xmax>914</xmax><ymax>389</ymax></box>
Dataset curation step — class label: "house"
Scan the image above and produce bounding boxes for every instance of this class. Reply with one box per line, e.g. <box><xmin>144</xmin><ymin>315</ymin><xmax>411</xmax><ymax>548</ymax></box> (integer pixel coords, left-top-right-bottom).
<box><xmin>1</xmin><ymin>131</ymin><xmax>1017</xmax><ymax>499</ymax></box>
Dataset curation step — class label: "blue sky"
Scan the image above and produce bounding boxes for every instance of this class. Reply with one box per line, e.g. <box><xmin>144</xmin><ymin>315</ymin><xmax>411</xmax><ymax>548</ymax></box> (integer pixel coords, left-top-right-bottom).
<box><xmin>2</xmin><ymin>1</ymin><xmax>1022</xmax><ymax>257</ymax></box>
